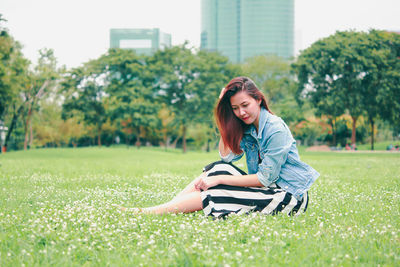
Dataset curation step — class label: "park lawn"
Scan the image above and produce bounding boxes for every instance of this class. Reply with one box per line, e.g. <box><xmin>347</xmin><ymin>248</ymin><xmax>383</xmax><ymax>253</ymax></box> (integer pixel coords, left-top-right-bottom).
<box><xmin>0</xmin><ymin>147</ymin><xmax>399</xmax><ymax>266</ymax></box>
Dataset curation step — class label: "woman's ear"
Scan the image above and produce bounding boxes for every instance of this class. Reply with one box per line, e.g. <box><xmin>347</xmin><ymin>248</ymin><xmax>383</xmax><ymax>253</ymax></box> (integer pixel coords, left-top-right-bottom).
<box><xmin>257</xmin><ymin>99</ymin><xmax>262</xmax><ymax>106</ymax></box>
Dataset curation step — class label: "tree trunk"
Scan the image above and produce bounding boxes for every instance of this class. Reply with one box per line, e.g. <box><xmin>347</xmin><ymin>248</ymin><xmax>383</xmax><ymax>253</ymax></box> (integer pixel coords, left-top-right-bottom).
<box><xmin>24</xmin><ymin>104</ymin><xmax>33</xmax><ymax>150</ymax></box>
<box><xmin>330</xmin><ymin>117</ymin><xmax>337</xmax><ymax>146</ymax></box>
<box><xmin>135</xmin><ymin>127</ymin><xmax>142</xmax><ymax>148</ymax></box>
<box><xmin>23</xmin><ymin>81</ymin><xmax>48</xmax><ymax>149</ymax></box>
<box><xmin>182</xmin><ymin>125</ymin><xmax>187</xmax><ymax>153</ymax></box>
<box><xmin>97</xmin><ymin>126</ymin><xmax>102</xmax><ymax>147</ymax></box>
<box><xmin>370</xmin><ymin>117</ymin><xmax>375</xmax><ymax>150</ymax></box>
<box><xmin>23</xmin><ymin>121</ymin><xmax>29</xmax><ymax>150</ymax></box>
<box><xmin>351</xmin><ymin>116</ymin><xmax>358</xmax><ymax>146</ymax></box>
<box><xmin>29</xmin><ymin>122</ymin><xmax>33</xmax><ymax>148</ymax></box>
<box><xmin>125</xmin><ymin>135</ymin><xmax>130</xmax><ymax>148</ymax></box>
<box><xmin>135</xmin><ymin>136</ymin><xmax>141</xmax><ymax>148</ymax></box>
<box><xmin>163</xmin><ymin>134</ymin><xmax>169</xmax><ymax>150</ymax></box>
<box><xmin>4</xmin><ymin>105</ymin><xmax>25</xmax><ymax>152</ymax></box>
<box><xmin>170</xmin><ymin>136</ymin><xmax>179</xmax><ymax>149</ymax></box>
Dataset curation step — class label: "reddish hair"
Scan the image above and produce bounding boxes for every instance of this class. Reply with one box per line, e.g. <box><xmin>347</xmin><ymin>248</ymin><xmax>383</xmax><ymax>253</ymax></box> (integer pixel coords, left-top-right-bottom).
<box><xmin>215</xmin><ymin>77</ymin><xmax>272</xmax><ymax>154</ymax></box>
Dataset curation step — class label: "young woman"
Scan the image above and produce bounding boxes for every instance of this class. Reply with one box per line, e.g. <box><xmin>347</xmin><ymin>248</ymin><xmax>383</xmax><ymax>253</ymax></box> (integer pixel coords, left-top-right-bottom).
<box><xmin>122</xmin><ymin>76</ymin><xmax>319</xmax><ymax>218</ymax></box>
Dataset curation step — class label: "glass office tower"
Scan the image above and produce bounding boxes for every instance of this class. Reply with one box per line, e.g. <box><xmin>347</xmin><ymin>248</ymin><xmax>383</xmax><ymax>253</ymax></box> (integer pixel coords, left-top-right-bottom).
<box><xmin>201</xmin><ymin>0</ymin><xmax>294</xmax><ymax>63</ymax></box>
<box><xmin>110</xmin><ymin>28</ymin><xmax>171</xmax><ymax>55</ymax></box>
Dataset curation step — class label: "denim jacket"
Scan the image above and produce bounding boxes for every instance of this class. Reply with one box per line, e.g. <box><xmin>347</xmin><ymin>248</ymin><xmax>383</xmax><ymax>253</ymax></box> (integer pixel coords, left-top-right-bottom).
<box><xmin>220</xmin><ymin>108</ymin><xmax>319</xmax><ymax>200</ymax></box>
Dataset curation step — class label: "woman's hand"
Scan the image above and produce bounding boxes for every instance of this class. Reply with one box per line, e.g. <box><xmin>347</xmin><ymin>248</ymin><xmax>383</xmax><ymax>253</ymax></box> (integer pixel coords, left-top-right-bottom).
<box><xmin>194</xmin><ymin>175</ymin><xmax>221</xmax><ymax>191</ymax></box>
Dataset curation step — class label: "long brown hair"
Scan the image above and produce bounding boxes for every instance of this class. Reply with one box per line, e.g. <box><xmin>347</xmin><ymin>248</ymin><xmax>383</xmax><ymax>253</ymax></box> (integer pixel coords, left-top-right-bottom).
<box><xmin>215</xmin><ymin>77</ymin><xmax>272</xmax><ymax>154</ymax></box>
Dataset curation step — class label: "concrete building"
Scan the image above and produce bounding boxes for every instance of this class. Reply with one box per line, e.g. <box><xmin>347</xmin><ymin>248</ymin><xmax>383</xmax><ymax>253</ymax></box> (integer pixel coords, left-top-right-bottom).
<box><xmin>201</xmin><ymin>0</ymin><xmax>294</xmax><ymax>63</ymax></box>
<box><xmin>110</xmin><ymin>28</ymin><xmax>171</xmax><ymax>55</ymax></box>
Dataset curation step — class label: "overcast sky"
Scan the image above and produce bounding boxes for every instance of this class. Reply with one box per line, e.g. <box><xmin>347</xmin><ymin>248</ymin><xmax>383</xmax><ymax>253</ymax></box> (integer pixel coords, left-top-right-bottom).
<box><xmin>1</xmin><ymin>0</ymin><xmax>399</xmax><ymax>69</ymax></box>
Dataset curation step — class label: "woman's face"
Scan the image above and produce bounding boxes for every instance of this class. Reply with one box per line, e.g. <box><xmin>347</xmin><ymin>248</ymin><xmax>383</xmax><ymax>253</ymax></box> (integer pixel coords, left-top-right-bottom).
<box><xmin>230</xmin><ymin>90</ymin><xmax>261</xmax><ymax>129</ymax></box>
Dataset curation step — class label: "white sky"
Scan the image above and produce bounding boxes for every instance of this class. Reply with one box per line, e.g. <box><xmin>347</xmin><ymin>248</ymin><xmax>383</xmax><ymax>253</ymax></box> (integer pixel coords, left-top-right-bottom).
<box><xmin>1</xmin><ymin>0</ymin><xmax>399</xmax><ymax>69</ymax></box>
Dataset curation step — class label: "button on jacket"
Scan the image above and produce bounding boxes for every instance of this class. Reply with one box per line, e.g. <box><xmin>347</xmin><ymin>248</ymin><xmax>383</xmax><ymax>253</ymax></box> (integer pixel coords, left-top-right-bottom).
<box><xmin>220</xmin><ymin>108</ymin><xmax>320</xmax><ymax>200</ymax></box>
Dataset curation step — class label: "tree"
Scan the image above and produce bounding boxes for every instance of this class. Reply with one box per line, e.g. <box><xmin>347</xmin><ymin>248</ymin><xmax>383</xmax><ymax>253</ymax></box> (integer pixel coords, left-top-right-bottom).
<box><xmin>149</xmin><ymin>44</ymin><xmax>196</xmax><ymax>152</ymax></box>
<box><xmin>241</xmin><ymin>54</ymin><xmax>305</xmax><ymax>131</ymax></box>
<box><xmin>99</xmin><ymin>49</ymin><xmax>159</xmax><ymax>148</ymax></box>
<box><xmin>0</xmin><ymin>18</ymin><xmax>30</xmax><ymax>151</ymax></box>
<box><xmin>32</xmin><ymin>101</ymin><xmax>65</xmax><ymax>147</ymax></box>
<box><xmin>156</xmin><ymin>104</ymin><xmax>179</xmax><ymax>149</ymax></box>
<box><xmin>21</xmin><ymin>48</ymin><xmax>60</xmax><ymax>150</ymax></box>
<box><xmin>192</xmin><ymin>50</ymin><xmax>241</xmax><ymax>151</ymax></box>
<box><xmin>292</xmin><ymin>30</ymin><xmax>398</xmax><ymax>148</ymax></box>
<box><xmin>149</xmin><ymin>45</ymin><xmax>239</xmax><ymax>152</ymax></box>
<box><xmin>0</xmin><ymin>14</ymin><xmax>12</xmax><ymax>118</ymax></box>
<box><xmin>360</xmin><ymin>30</ymin><xmax>400</xmax><ymax>149</ymax></box>
<box><xmin>0</xmin><ymin>21</ymin><xmax>14</xmax><ymax>118</ymax></box>
<box><xmin>242</xmin><ymin>54</ymin><xmax>294</xmax><ymax>103</ymax></box>
<box><xmin>61</xmin><ymin>60</ymin><xmax>108</xmax><ymax>146</ymax></box>
<box><xmin>292</xmin><ymin>117</ymin><xmax>331</xmax><ymax>146</ymax></box>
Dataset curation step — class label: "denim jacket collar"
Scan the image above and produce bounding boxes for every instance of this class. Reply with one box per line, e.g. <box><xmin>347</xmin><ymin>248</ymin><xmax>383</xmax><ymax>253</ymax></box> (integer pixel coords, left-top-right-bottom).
<box><xmin>244</xmin><ymin>107</ymin><xmax>270</xmax><ymax>139</ymax></box>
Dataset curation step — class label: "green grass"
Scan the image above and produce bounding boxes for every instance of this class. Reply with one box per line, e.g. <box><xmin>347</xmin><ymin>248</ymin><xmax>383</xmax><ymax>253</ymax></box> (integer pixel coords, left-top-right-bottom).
<box><xmin>356</xmin><ymin>140</ymin><xmax>400</xmax><ymax>151</ymax></box>
<box><xmin>0</xmin><ymin>147</ymin><xmax>399</xmax><ymax>266</ymax></box>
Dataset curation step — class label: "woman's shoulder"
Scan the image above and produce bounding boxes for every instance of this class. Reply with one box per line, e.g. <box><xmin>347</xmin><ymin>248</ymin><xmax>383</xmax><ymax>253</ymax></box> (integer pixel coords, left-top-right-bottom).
<box><xmin>264</xmin><ymin>113</ymin><xmax>288</xmax><ymax>133</ymax></box>
<box><xmin>267</xmin><ymin>113</ymin><xmax>282</xmax><ymax>123</ymax></box>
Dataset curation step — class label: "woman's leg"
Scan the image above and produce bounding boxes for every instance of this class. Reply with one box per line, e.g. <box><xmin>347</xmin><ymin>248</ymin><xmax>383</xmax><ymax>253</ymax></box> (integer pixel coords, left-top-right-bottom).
<box><xmin>143</xmin><ymin>190</ymin><xmax>203</xmax><ymax>214</ymax></box>
<box><xmin>172</xmin><ymin>172</ymin><xmax>205</xmax><ymax>199</ymax></box>
<box><xmin>172</xmin><ymin>160</ymin><xmax>245</xmax><ymax>200</ymax></box>
<box><xmin>120</xmin><ymin>161</ymin><xmax>242</xmax><ymax>215</ymax></box>
<box><xmin>118</xmin><ymin>174</ymin><xmax>205</xmax><ymax>214</ymax></box>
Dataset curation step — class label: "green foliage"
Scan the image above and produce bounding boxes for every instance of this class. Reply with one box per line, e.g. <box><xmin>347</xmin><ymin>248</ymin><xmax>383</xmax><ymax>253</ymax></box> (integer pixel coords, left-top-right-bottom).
<box><xmin>150</xmin><ymin>44</ymin><xmax>239</xmax><ymax>152</ymax></box>
<box><xmin>0</xmin><ymin>23</ymin><xmax>25</xmax><ymax>118</ymax></box>
<box><xmin>187</xmin><ymin>122</ymin><xmax>218</xmax><ymax>151</ymax></box>
<box><xmin>21</xmin><ymin>48</ymin><xmax>61</xmax><ymax>150</ymax></box>
<box><xmin>0</xmin><ymin>21</ymin><xmax>30</xmax><ymax>150</ymax></box>
<box><xmin>0</xmin><ymin>29</ymin><xmax>15</xmax><ymax>118</ymax></box>
<box><xmin>242</xmin><ymin>54</ymin><xmax>295</xmax><ymax>104</ymax></box>
<box><xmin>99</xmin><ymin>49</ymin><xmax>159</xmax><ymax>146</ymax></box>
<box><xmin>32</xmin><ymin>100</ymin><xmax>85</xmax><ymax>148</ymax></box>
<box><xmin>292</xmin><ymin>117</ymin><xmax>330</xmax><ymax>146</ymax></box>
<box><xmin>2</xmin><ymin>21</ymin><xmax>399</xmax><ymax>152</ymax></box>
<box><xmin>0</xmin><ymin>148</ymin><xmax>399</xmax><ymax>266</ymax></box>
<box><xmin>271</xmin><ymin>98</ymin><xmax>305</xmax><ymax>127</ymax></box>
<box><xmin>61</xmin><ymin>60</ymin><xmax>109</xmax><ymax>146</ymax></box>
<box><xmin>57</xmin><ymin>45</ymin><xmax>238</xmax><ymax>151</ymax></box>
<box><xmin>359</xmin><ymin>30</ymin><xmax>400</xmax><ymax>148</ymax></box>
<box><xmin>150</xmin><ymin>44</ymin><xmax>198</xmax><ymax>126</ymax></box>
<box><xmin>242</xmin><ymin>54</ymin><xmax>306</xmax><ymax>130</ymax></box>
<box><xmin>293</xmin><ymin>30</ymin><xmax>400</xmax><ymax>148</ymax></box>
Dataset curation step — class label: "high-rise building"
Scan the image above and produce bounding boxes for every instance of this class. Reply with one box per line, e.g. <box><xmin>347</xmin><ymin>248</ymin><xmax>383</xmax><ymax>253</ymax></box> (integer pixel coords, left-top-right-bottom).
<box><xmin>110</xmin><ymin>28</ymin><xmax>171</xmax><ymax>55</ymax></box>
<box><xmin>201</xmin><ymin>0</ymin><xmax>294</xmax><ymax>63</ymax></box>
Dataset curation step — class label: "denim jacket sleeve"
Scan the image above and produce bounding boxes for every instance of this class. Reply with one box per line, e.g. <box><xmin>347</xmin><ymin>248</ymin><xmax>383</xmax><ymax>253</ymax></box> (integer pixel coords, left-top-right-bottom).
<box><xmin>256</xmin><ymin>129</ymin><xmax>292</xmax><ymax>187</ymax></box>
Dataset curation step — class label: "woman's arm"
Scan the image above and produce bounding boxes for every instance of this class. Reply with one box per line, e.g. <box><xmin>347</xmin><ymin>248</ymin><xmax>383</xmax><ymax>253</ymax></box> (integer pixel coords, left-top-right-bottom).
<box><xmin>218</xmin><ymin>137</ymin><xmax>231</xmax><ymax>158</ymax></box>
<box><xmin>194</xmin><ymin>173</ymin><xmax>263</xmax><ymax>191</ymax></box>
<box><xmin>218</xmin><ymin>137</ymin><xmax>244</xmax><ymax>162</ymax></box>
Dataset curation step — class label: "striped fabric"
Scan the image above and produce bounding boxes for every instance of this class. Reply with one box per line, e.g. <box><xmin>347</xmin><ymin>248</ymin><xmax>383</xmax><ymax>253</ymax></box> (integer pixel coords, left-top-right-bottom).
<box><xmin>200</xmin><ymin>161</ymin><xmax>309</xmax><ymax>218</ymax></box>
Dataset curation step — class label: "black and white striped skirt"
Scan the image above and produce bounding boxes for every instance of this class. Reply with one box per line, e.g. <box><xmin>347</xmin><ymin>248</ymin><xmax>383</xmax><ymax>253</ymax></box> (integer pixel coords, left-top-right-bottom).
<box><xmin>200</xmin><ymin>161</ymin><xmax>309</xmax><ymax>218</ymax></box>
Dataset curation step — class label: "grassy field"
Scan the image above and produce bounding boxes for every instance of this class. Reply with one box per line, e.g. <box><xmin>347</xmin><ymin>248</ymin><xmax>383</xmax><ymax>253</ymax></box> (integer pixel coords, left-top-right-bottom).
<box><xmin>0</xmin><ymin>147</ymin><xmax>399</xmax><ymax>266</ymax></box>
